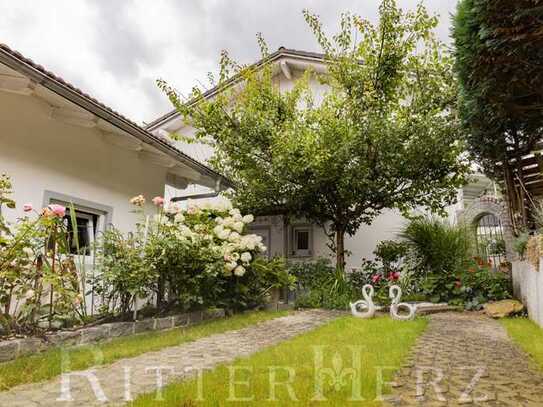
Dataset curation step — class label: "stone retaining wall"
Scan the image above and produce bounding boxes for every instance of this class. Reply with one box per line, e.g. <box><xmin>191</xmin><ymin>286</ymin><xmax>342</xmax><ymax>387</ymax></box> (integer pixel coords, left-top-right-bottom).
<box><xmin>0</xmin><ymin>308</ymin><xmax>225</xmax><ymax>363</ymax></box>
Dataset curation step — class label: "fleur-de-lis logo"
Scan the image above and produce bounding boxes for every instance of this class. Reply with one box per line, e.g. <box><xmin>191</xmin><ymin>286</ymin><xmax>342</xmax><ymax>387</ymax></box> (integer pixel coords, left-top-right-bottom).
<box><xmin>312</xmin><ymin>345</ymin><xmax>364</xmax><ymax>401</ymax></box>
<box><xmin>328</xmin><ymin>353</ymin><xmax>353</xmax><ymax>390</ymax></box>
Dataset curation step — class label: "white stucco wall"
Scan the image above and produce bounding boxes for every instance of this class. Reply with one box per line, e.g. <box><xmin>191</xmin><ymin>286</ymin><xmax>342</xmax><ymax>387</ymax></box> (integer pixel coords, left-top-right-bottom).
<box><xmin>512</xmin><ymin>260</ymin><xmax>543</xmax><ymax>327</ymax></box>
<box><xmin>288</xmin><ymin>210</ymin><xmax>406</xmax><ymax>271</ymax></box>
<box><xmin>0</xmin><ymin>91</ymin><xmax>168</xmax><ymax>233</ymax></box>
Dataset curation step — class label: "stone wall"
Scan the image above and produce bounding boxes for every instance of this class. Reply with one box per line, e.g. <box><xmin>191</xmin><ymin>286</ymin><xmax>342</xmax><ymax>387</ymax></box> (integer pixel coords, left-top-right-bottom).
<box><xmin>459</xmin><ymin>196</ymin><xmax>515</xmax><ymax>262</ymax></box>
<box><xmin>0</xmin><ymin>308</ymin><xmax>225</xmax><ymax>363</ymax></box>
<box><xmin>512</xmin><ymin>260</ymin><xmax>543</xmax><ymax>327</ymax></box>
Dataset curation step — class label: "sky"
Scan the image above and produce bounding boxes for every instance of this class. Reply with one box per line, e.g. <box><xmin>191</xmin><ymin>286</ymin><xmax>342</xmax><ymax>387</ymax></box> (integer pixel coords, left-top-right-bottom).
<box><xmin>1</xmin><ymin>0</ymin><xmax>459</xmax><ymax>125</ymax></box>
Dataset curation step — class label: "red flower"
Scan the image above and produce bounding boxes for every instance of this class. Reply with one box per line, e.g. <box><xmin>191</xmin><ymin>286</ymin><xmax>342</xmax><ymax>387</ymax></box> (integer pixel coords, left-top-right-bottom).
<box><xmin>387</xmin><ymin>271</ymin><xmax>400</xmax><ymax>281</ymax></box>
<box><xmin>455</xmin><ymin>280</ymin><xmax>462</xmax><ymax>289</ymax></box>
<box><xmin>468</xmin><ymin>267</ymin><xmax>476</xmax><ymax>273</ymax></box>
<box><xmin>371</xmin><ymin>274</ymin><xmax>382</xmax><ymax>283</ymax></box>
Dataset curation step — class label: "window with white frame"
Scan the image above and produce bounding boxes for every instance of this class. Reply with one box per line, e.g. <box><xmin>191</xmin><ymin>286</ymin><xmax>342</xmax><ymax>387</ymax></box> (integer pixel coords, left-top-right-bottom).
<box><xmin>292</xmin><ymin>226</ymin><xmax>312</xmax><ymax>257</ymax></box>
<box><xmin>45</xmin><ymin>191</ymin><xmax>112</xmax><ymax>257</ymax></box>
<box><xmin>62</xmin><ymin>208</ymin><xmax>99</xmax><ymax>255</ymax></box>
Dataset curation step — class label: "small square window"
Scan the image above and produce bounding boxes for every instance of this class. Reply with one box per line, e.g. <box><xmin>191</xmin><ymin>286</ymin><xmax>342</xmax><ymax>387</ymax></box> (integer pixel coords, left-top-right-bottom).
<box><xmin>292</xmin><ymin>227</ymin><xmax>312</xmax><ymax>257</ymax></box>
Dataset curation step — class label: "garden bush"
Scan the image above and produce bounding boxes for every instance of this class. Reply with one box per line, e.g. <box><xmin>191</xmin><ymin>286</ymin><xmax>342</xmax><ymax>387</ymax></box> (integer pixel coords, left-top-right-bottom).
<box><xmin>290</xmin><ymin>258</ymin><xmax>355</xmax><ymax>309</ymax></box>
<box><xmin>94</xmin><ymin>196</ymin><xmax>293</xmax><ymax>315</ymax></box>
<box><xmin>399</xmin><ymin>216</ymin><xmax>511</xmax><ymax>309</ymax></box>
<box><xmin>0</xmin><ymin>174</ymin><xmax>84</xmax><ymax>333</ymax></box>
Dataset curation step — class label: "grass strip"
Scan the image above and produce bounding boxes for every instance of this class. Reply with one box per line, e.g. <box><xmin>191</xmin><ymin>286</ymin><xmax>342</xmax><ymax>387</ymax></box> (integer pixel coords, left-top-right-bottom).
<box><xmin>500</xmin><ymin>317</ymin><xmax>543</xmax><ymax>370</ymax></box>
<box><xmin>0</xmin><ymin>310</ymin><xmax>288</xmax><ymax>390</ymax></box>
<box><xmin>131</xmin><ymin>315</ymin><xmax>427</xmax><ymax>406</ymax></box>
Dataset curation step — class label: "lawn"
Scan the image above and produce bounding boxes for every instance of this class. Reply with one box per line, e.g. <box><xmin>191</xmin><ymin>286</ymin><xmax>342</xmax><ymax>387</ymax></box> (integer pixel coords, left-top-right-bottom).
<box><xmin>0</xmin><ymin>310</ymin><xmax>287</xmax><ymax>391</ymax></box>
<box><xmin>500</xmin><ymin>317</ymin><xmax>543</xmax><ymax>370</ymax></box>
<box><xmin>130</xmin><ymin>316</ymin><xmax>428</xmax><ymax>406</ymax></box>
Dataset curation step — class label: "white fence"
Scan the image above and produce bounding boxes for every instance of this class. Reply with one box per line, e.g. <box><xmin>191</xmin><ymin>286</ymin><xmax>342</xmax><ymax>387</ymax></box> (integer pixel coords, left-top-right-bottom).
<box><xmin>512</xmin><ymin>260</ymin><xmax>543</xmax><ymax>327</ymax></box>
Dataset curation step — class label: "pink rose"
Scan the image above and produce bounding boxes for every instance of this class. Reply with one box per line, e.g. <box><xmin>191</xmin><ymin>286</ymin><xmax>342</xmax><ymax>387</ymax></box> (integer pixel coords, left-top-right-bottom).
<box><xmin>23</xmin><ymin>203</ymin><xmax>33</xmax><ymax>212</ymax></box>
<box><xmin>152</xmin><ymin>196</ymin><xmax>165</xmax><ymax>207</ymax></box>
<box><xmin>371</xmin><ymin>274</ymin><xmax>382</xmax><ymax>283</ymax></box>
<box><xmin>48</xmin><ymin>204</ymin><xmax>66</xmax><ymax>218</ymax></box>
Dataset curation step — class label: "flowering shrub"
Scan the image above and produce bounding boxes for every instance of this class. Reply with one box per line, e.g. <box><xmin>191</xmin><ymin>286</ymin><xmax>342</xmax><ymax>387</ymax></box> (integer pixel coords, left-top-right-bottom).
<box><xmin>95</xmin><ymin>195</ymin><xmax>281</xmax><ymax>314</ymax></box>
<box><xmin>422</xmin><ymin>257</ymin><xmax>511</xmax><ymax>309</ymax></box>
<box><xmin>0</xmin><ymin>174</ymin><xmax>84</xmax><ymax>333</ymax></box>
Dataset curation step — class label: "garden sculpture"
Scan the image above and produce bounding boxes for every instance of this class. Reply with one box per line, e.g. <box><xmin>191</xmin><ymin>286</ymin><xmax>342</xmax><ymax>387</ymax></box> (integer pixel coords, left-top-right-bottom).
<box><xmin>350</xmin><ymin>284</ymin><xmax>377</xmax><ymax>319</ymax></box>
<box><xmin>389</xmin><ymin>285</ymin><xmax>416</xmax><ymax>320</ymax></box>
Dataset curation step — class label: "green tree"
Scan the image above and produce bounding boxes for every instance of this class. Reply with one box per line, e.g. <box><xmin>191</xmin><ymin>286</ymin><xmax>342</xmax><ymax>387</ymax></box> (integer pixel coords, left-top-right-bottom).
<box><xmin>453</xmin><ymin>0</ymin><xmax>543</xmax><ymax>227</ymax></box>
<box><xmin>159</xmin><ymin>0</ymin><xmax>470</xmax><ymax>269</ymax></box>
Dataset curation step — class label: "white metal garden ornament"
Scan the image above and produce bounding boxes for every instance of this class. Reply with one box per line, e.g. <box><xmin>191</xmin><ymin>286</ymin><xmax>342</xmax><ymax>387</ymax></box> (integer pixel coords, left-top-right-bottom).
<box><xmin>389</xmin><ymin>285</ymin><xmax>416</xmax><ymax>321</ymax></box>
<box><xmin>350</xmin><ymin>284</ymin><xmax>377</xmax><ymax>319</ymax></box>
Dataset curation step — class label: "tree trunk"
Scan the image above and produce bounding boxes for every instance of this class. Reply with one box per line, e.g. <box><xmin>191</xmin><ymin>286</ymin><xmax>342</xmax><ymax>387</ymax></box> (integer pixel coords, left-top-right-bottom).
<box><xmin>335</xmin><ymin>228</ymin><xmax>346</xmax><ymax>271</ymax></box>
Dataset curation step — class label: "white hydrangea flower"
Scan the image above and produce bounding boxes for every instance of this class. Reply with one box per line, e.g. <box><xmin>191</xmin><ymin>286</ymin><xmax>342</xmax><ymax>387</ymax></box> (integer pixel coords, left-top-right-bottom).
<box><xmin>174</xmin><ymin>212</ymin><xmax>185</xmax><ymax>223</ymax></box>
<box><xmin>225</xmin><ymin>261</ymin><xmax>237</xmax><ymax>271</ymax></box>
<box><xmin>233</xmin><ymin>221</ymin><xmax>244</xmax><ymax>233</ymax></box>
<box><xmin>228</xmin><ymin>232</ymin><xmax>241</xmax><ymax>242</ymax></box>
<box><xmin>240</xmin><ymin>252</ymin><xmax>252</xmax><ymax>263</ymax></box>
<box><xmin>231</xmin><ymin>252</ymin><xmax>240</xmax><ymax>261</ymax></box>
<box><xmin>217</xmin><ymin>229</ymin><xmax>230</xmax><ymax>240</ymax></box>
<box><xmin>178</xmin><ymin>225</ymin><xmax>193</xmax><ymax>238</ymax></box>
<box><xmin>229</xmin><ymin>208</ymin><xmax>241</xmax><ymax>217</ymax></box>
<box><xmin>233</xmin><ymin>265</ymin><xmax>246</xmax><ymax>276</ymax></box>
<box><xmin>242</xmin><ymin>214</ymin><xmax>254</xmax><ymax>224</ymax></box>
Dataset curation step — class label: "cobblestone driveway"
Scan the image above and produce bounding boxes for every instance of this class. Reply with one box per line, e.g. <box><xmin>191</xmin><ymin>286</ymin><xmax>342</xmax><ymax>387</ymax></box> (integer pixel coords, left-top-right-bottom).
<box><xmin>386</xmin><ymin>313</ymin><xmax>543</xmax><ymax>407</ymax></box>
<box><xmin>0</xmin><ymin>309</ymin><xmax>340</xmax><ymax>406</ymax></box>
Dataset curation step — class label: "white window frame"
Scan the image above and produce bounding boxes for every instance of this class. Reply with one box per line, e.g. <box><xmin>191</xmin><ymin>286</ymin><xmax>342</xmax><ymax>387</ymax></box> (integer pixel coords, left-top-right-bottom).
<box><xmin>43</xmin><ymin>191</ymin><xmax>113</xmax><ymax>260</ymax></box>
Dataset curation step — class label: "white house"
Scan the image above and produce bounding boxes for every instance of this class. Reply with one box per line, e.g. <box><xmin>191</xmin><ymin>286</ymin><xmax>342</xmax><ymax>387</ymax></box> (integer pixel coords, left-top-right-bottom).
<box><xmin>0</xmin><ymin>43</ymin><xmax>230</xmax><ymax>253</ymax></box>
<box><xmin>145</xmin><ymin>48</ymin><xmax>501</xmax><ymax>272</ymax></box>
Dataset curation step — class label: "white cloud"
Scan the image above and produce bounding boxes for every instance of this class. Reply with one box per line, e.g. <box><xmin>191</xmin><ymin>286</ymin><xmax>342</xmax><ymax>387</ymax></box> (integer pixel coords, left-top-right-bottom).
<box><xmin>0</xmin><ymin>0</ymin><xmax>459</xmax><ymax>124</ymax></box>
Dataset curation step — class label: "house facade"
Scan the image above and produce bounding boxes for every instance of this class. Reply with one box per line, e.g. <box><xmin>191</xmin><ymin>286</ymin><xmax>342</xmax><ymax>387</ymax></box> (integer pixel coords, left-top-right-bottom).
<box><xmin>145</xmin><ymin>48</ymin><xmax>501</xmax><ymax>271</ymax></box>
<box><xmin>0</xmin><ymin>44</ymin><xmax>229</xmax><ymax>253</ymax></box>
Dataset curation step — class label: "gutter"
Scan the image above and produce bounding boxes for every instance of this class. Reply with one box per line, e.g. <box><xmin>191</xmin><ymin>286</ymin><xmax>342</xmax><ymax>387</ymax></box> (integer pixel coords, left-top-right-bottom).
<box><xmin>0</xmin><ymin>46</ymin><xmax>233</xmax><ymax>189</ymax></box>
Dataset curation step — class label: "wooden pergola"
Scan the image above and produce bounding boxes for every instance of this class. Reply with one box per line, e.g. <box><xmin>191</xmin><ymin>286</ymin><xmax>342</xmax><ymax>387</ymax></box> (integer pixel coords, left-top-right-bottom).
<box><xmin>499</xmin><ymin>146</ymin><xmax>543</xmax><ymax>232</ymax></box>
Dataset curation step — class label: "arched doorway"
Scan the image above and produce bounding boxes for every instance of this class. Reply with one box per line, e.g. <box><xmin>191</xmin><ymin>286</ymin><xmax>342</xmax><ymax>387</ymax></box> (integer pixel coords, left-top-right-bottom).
<box><xmin>460</xmin><ymin>196</ymin><xmax>515</xmax><ymax>266</ymax></box>
<box><xmin>474</xmin><ymin>212</ymin><xmax>507</xmax><ymax>269</ymax></box>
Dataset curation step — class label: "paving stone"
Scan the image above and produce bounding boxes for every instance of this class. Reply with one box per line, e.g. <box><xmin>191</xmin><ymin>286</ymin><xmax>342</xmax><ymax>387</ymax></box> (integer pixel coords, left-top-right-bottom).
<box><xmin>17</xmin><ymin>337</ymin><xmax>45</xmax><ymax>356</ymax></box>
<box><xmin>105</xmin><ymin>322</ymin><xmax>135</xmax><ymax>338</ymax></box>
<box><xmin>80</xmin><ymin>326</ymin><xmax>110</xmax><ymax>344</ymax></box>
<box><xmin>0</xmin><ymin>339</ymin><xmax>18</xmax><ymax>362</ymax></box>
<box><xmin>0</xmin><ymin>309</ymin><xmax>340</xmax><ymax>406</ymax></box>
<box><xmin>188</xmin><ymin>310</ymin><xmax>202</xmax><ymax>324</ymax></box>
<box><xmin>155</xmin><ymin>317</ymin><xmax>173</xmax><ymax>330</ymax></box>
<box><xmin>385</xmin><ymin>312</ymin><xmax>543</xmax><ymax>407</ymax></box>
<box><xmin>173</xmin><ymin>313</ymin><xmax>190</xmax><ymax>327</ymax></box>
<box><xmin>47</xmin><ymin>330</ymin><xmax>81</xmax><ymax>346</ymax></box>
<box><xmin>134</xmin><ymin>318</ymin><xmax>155</xmax><ymax>333</ymax></box>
